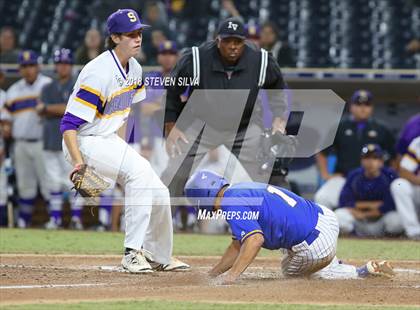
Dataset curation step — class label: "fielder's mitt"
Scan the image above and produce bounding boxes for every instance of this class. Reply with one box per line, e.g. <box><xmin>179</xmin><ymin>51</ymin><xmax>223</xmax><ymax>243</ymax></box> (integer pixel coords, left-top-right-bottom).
<box><xmin>70</xmin><ymin>164</ymin><xmax>110</xmax><ymax>197</ymax></box>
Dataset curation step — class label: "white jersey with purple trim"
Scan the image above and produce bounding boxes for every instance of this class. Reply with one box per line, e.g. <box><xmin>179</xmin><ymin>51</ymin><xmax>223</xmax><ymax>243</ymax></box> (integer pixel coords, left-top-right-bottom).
<box><xmin>2</xmin><ymin>75</ymin><xmax>52</xmax><ymax>139</ymax></box>
<box><xmin>400</xmin><ymin>136</ymin><xmax>420</xmax><ymax>175</ymax></box>
<box><xmin>65</xmin><ymin>50</ymin><xmax>145</xmax><ymax>136</ymax></box>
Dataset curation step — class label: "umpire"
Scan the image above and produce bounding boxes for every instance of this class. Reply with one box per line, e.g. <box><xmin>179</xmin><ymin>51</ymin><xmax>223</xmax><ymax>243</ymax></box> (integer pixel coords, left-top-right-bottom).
<box><xmin>162</xmin><ymin>17</ymin><xmax>287</xmax><ymax>198</ymax></box>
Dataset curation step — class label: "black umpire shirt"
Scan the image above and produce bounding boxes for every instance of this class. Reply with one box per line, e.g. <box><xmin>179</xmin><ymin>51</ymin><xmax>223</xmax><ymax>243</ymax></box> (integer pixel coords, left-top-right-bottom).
<box><xmin>164</xmin><ymin>41</ymin><xmax>287</xmax><ymax>132</ymax></box>
<box><xmin>324</xmin><ymin>116</ymin><xmax>396</xmax><ymax>176</ymax></box>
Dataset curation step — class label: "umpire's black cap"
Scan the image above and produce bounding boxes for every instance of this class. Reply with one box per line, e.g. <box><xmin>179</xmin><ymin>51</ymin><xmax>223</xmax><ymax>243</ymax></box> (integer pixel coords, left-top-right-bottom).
<box><xmin>217</xmin><ymin>18</ymin><xmax>246</xmax><ymax>40</ymax></box>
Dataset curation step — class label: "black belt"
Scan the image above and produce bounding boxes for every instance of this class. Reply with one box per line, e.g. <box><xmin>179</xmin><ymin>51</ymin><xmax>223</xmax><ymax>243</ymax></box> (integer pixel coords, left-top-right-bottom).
<box><xmin>304</xmin><ymin>205</ymin><xmax>324</xmax><ymax>246</ymax></box>
<box><xmin>16</xmin><ymin>138</ymin><xmax>40</xmax><ymax>142</ymax></box>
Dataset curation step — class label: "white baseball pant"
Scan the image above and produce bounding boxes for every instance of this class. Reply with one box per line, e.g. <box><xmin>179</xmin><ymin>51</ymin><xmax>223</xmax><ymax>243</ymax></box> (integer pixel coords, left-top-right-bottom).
<box><xmin>13</xmin><ymin>141</ymin><xmax>49</xmax><ymax>199</ymax></box>
<box><xmin>0</xmin><ymin>161</ymin><xmax>7</xmax><ymax>206</ymax></box>
<box><xmin>314</xmin><ymin>176</ymin><xmax>346</xmax><ymax>210</ymax></box>
<box><xmin>390</xmin><ymin>178</ymin><xmax>420</xmax><ymax>237</ymax></box>
<box><xmin>63</xmin><ymin>134</ymin><xmax>173</xmax><ymax>264</ymax></box>
<box><xmin>43</xmin><ymin>150</ymin><xmax>83</xmax><ymax>215</ymax></box>
<box><xmin>335</xmin><ymin>208</ymin><xmax>403</xmax><ymax>237</ymax></box>
<box><xmin>281</xmin><ymin>205</ymin><xmax>359</xmax><ymax>279</ymax></box>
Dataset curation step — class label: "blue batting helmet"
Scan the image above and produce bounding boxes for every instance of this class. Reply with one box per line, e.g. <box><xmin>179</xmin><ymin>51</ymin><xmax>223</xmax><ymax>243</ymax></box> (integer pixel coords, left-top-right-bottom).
<box><xmin>184</xmin><ymin>170</ymin><xmax>229</xmax><ymax>212</ymax></box>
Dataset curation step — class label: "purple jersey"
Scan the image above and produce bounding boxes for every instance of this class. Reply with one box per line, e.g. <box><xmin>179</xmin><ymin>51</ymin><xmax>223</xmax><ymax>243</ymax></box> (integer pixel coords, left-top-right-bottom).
<box><xmin>396</xmin><ymin>114</ymin><xmax>420</xmax><ymax>155</ymax></box>
<box><xmin>338</xmin><ymin>167</ymin><xmax>398</xmax><ymax>214</ymax></box>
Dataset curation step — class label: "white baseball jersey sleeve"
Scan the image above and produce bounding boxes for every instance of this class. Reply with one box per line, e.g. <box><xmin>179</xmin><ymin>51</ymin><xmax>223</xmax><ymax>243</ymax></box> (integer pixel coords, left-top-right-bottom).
<box><xmin>65</xmin><ymin>50</ymin><xmax>146</xmax><ymax>136</ymax></box>
<box><xmin>3</xmin><ymin>74</ymin><xmax>52</xmax><ymax>139</ymax></box>
<box><xmin>400</xmin><ymin>136</ymin><xmax>420</xmax><ymax>174</ymax></box>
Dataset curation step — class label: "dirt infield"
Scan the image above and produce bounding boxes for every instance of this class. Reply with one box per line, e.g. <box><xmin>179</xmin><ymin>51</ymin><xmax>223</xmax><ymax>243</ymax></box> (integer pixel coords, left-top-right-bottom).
<box><xmin>0</xmin><ymin>255</ymin><xmax>419</xmax><ymax>306</ymax></box>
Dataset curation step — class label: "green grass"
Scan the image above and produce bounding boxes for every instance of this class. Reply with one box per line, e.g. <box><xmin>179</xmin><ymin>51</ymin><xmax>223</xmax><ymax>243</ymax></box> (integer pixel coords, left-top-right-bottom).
<box><xmin>0</xmin><ymin>229</ymin><xmax>419</xmax><ymax>260</ymax></box>
<box><xmin>1</xmin><ymin>301</ymin><xmax>418</xmax><ymax>310</ymax></box>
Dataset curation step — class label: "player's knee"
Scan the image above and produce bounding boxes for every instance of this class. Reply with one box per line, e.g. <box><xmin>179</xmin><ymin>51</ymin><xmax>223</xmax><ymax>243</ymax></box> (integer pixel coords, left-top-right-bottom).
<box><xmin>335</xmin><ymin>208</ymin><xmax>354</xmax><ymax>234</ymax></box>
<box><xmin>18</xmin><ymin>190</ymin><xmax>38</xmax><ymax>200</ymax></box>
<box><xmin>391</xmin><ymin>178</ymin><xmax>411</xmax><ymax>196</ymax></box>
<box><xmin>384</xmin><ymin>212</ymin><xmax>404</xmax><ymax>234</ymax></box>
<box><xmin>314</xmin><ymin>187</ymin><xmax>328</xmax><ymax>205</ymax></box>
<box><xmin>281</xmin><ymin>264</ymin><xmax>300</xmax><ymax>277</ymax></box>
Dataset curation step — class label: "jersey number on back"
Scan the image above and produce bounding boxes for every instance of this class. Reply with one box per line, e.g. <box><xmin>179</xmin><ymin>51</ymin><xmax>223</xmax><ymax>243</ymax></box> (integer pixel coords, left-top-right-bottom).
<box><xmin>267</xmin><ymin>185</ymin><xmax>297</xmax><ymax>207</ymax></box>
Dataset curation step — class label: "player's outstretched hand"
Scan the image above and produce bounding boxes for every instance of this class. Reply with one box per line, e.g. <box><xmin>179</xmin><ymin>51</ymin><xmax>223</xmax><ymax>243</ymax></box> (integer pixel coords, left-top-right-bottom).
<box><xmin>165</xmin><ymin>124</ymin><xmax>189</xmax><ymax>157</ymax></box>
<box><xmin>271</xmin><ymin>117</ymin><xmax>286</xmax><ymax>135</ymax></box>
<box><xmin>210</xmin><ymin>273</ymin><xmax>237</xmax><ymax>286</ymax></box>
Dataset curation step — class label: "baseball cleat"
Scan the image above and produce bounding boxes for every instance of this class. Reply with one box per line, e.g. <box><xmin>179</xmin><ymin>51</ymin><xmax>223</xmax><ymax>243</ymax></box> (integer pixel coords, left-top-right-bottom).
<box><xmin>365</xmin><ymin>260</ymin><xmax>395</xmax><ymax>278</ymax></box>
<box><xmin>45</xmin><ymin>218</ymin><xmax>61</xmax><ymax>230</ymax></box>
<box><xmin>121</xmin><ymin>250</ymin><xmax>153</xmax><ymax>273</ymax></box>
<box><xmin>144</xmin><ymin>251</ymin><xmax>191</xmax><ymax>272</ymax></box>
<box><xmin>17</xmin><ymin>217</ymin><xmax>28</xmax><ymax>229</ymax></box>
<box><xmin>152</xmin><ymin>257</ymin><xmax>191</xmax><ymax>272</ymax></box>
<box><xmin>69</xmin><ymin>217</ymin><xmax>83</xmax><ymax>230</ymax></box>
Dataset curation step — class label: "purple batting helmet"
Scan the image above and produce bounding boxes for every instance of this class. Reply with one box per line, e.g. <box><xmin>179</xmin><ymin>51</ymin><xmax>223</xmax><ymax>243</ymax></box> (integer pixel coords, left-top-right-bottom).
<box><xmin>184</xmin><ymin>170</ymin><xmax>229</xmax><ymax>211</ymax></box>
<box><xmin>53</xmin><ymin>48</ymin><xmax>73</xmax><ymax>64</ymax></box>
<box><xmin>107</xmin><ymin>9</ymin><xmax>150</xmax><ymax>34</ymax></box>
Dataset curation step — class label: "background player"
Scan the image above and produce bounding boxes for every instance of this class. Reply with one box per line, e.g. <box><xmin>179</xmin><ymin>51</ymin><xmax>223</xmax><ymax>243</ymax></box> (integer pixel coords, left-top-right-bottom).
<box><xmin>37</xmin><ymin>48</ymin><xmax>83</xmax><ymax>230</ymax></box>
<box><xmin>0</xmin><ymin>70</ymin><xmax>7</xmax><ymax>225</ymax></box>
<box><xmin>335</xmin><ymin>144</ymin><xmax>403</xmax><ymax>237</ymax></box>
<box><xmin>60</xmin><ymin>8</ymin><xmax>189</xmax><ymax>273</ymax></box>
<box><xmin>1</xmin><ymin>50</ymin><xmax>51</xmax><ymax>228</ymax></box>
<box><xmin>185</xmin><ymin>170</ymin><xmax>395</xmax><ymax>284</ymax></box>
<box><xmin>391</xmin><ymin>136</ymin><xmax>420</xmax><ymax>239</ymax></box>
<box><xmin>315</xmin><ymin>90</ymin><xmax>396</xmax><ymax>210</ymax></box>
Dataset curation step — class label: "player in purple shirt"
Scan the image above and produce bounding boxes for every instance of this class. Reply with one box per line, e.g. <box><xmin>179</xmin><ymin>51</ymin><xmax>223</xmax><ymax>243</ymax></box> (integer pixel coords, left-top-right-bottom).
<box><xmin>396</xmin><ymin>113</ymin><xmax>420</xmax><ymax>156</ymax></box>
<box><xmin>185</xmin><ymin>169</ymin><xmax>396</xmax><ymax>284</ymax></box>
<box><xmin>335</xmin><ymin>144</ymin><xmax>403</xmax><ymax>237</ymax></box>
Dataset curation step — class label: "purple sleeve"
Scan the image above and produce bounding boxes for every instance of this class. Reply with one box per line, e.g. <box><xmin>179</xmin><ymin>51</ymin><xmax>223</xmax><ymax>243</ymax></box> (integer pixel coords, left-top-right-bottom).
<box><xmin>60</xmin><ymin>112</ymin><xmax>88</xmax><ymax>133</ymax></box>
<box><xmin>396</xmin><ymin>114</ymin><xmax>420</xmax><ymax>155</ymax></box>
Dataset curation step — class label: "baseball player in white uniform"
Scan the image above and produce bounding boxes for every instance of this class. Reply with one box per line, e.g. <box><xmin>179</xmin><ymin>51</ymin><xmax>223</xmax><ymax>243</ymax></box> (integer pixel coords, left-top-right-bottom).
<box><xmin>1</xmin><ymin>51</ymin><xmax>51</xmax><ymax>228</ymax></box>
<box><xmin>391</xmin><ymin>136</ymin><xmax>420</xmax><ymax>239</ymax></box>
<box><xmin>37</xmin><ymin>48</ymin><xmax>84</xmax><ymax>230</ymax></box>
<box><xmin>60</xmin><ymin>9</ymin><xmax>189</xmax><ymax>273</ymax></box>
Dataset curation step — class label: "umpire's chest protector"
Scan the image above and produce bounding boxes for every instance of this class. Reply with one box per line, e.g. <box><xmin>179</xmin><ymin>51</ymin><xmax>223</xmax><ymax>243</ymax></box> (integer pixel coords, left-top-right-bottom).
<box><xmin>189</xmin><ymin>41</ymin><xmax>269</xmax><ymax>129</ymax></box>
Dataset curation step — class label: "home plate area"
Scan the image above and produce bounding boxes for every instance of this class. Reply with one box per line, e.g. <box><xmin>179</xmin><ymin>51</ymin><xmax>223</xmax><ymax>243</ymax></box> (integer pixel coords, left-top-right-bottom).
<box><xmin>0</xmin><ymin>255</ymin><xmax>419</xmax><ymax>306</ymax></box>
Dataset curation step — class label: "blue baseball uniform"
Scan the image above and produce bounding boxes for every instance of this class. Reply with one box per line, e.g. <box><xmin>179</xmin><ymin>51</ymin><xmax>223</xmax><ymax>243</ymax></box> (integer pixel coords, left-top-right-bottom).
<box><xmin>222</xmin><ymin>182</ymin><xmax>322</xmax><ymax>250</ymax></box>
<box><xmin>219</xmin><ymin>182</ymin><xmax>360</xmax><ymax>278</ymax></box>
<box><xmin>186</xmin><ymin>170</ymin><xmax>394</xmax><ymax>279</ymax></box>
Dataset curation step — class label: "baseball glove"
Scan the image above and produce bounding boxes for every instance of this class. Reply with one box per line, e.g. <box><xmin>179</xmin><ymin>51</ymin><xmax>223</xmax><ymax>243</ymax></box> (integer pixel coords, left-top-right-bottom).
<box><xmin>70</xmin><ymin>164</ymin><xmax>110</xmax><ymax>197</ymax></box>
